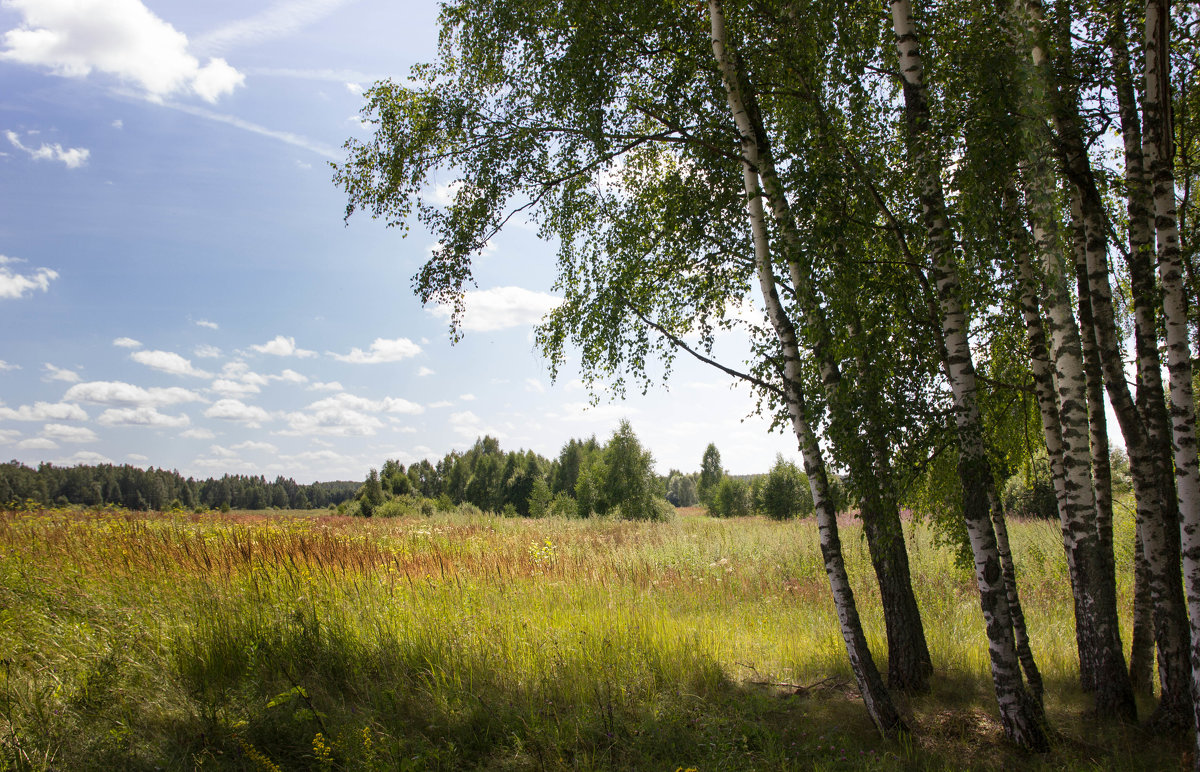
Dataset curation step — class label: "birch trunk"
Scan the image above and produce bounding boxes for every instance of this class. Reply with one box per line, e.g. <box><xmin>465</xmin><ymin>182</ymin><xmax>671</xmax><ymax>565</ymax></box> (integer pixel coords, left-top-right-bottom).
<box><xmin>1111</xmin><ymin>8</ymin><xmax>1193</xmax><ymax>724</ymax></box>
<box><xmin>709</xmin><ymin>0</ymin><xmax>905</xmax><ymax>737</ymax></box>
<box><xmin>1016</xmin><ymin>0</ymin><xmax>1135</xmax><ymax>721</ymax></box>
<box><xmin>891</xmin><ymin>0</ymin><xmax>1047</xmax><ymax>749</ymax></box>
<box><xmin>1144</xmin><ymin>0</ymin><xmax>1200</xmax><ymax>753</ymax></box>
<box><xmin>712</xmin><ymin>0</ymin><xmax>932</xmax><ymax>694</ymax></box>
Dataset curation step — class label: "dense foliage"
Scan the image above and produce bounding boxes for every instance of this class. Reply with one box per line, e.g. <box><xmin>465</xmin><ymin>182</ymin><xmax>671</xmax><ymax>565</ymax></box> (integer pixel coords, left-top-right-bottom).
<box><xmin>0</xmin><ymin>461</ymin><xmax>357</xmax><ymax>511</ymax></box>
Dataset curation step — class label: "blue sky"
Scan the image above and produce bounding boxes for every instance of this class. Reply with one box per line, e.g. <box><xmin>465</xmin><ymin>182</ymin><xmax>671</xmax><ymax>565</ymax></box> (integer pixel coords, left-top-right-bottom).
<box><xmin>0</xmin><ymin>0</ymin><xmax>798</xmax><ymax>482</ymax></box>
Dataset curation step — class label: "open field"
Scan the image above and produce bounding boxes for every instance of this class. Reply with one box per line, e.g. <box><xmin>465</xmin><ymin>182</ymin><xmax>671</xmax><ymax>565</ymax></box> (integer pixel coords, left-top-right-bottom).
<box><xmin>0</xmin><ymin>505</ymin><xmax>1186</xmax><ymax>770</ymax></box>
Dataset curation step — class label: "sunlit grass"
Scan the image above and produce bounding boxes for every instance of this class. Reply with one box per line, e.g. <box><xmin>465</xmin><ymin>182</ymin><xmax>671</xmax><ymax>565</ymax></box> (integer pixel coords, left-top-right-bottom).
<box><xmin>0</xmin><ymin>505</ymin><xmax>1184</xmax><ymax>770</ymax></box>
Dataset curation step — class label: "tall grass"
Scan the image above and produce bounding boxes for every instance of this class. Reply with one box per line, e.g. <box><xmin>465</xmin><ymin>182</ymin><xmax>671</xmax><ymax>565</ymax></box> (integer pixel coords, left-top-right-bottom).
<box><xmin>0</xmin><ymin>505</ymin><xmax>1182</xmax><ymax>770</ymax></box>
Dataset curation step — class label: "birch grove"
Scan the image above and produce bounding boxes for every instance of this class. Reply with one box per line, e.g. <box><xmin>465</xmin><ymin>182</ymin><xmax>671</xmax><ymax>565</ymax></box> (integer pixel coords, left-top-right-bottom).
<box><xmin>336</xmin><ymin>0</ymin><xmax>1200</xmax><ymax>757</ymax></box>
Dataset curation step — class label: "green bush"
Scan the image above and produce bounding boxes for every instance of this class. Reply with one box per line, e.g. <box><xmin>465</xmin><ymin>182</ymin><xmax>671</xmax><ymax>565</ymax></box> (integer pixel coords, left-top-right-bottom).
<box><xmin>709</xmin><ymin>477</ymin><xmax>753</xmax><ymax>518</ymax></box>
<box><xmin>1001</xmin><ymin>454</ymin><xmax>1058</xmax><ymax>520</ymax></box>
<box><xmin>757</xmin><ymin>456</ymin><xmax>812</xmax><ymax>520</ymax></box>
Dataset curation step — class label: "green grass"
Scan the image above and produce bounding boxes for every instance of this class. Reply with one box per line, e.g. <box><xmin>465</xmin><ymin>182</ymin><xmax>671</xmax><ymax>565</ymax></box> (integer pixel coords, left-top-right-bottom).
<box><xmin>0</xmin><ymin>505</ymin><xmax>1186</xmax><ymax>770</ymax></box>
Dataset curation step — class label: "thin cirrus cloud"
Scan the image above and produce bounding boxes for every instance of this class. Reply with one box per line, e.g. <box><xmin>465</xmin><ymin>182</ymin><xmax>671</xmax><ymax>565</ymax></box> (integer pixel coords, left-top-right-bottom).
<box><xmin>0</xmin><ymin>0</ymin><xmax>244</xmax><ymax>103</ymax></box>
<box><xmin>329</xmin><ymin>337</ymin><xmax>421</xmax><ymax>364</ymax></box>
<box><xmin>0</xmin><ymin>255</ymin><xmax>57</xmax><ymax>300</ymax></box>
<box><xmin>193</xmin><ymin>0</ymin><xmax>354</xmax><ymax>55</ymax></box>
<box><xmin>5</xmin><ymin>130</ymin><xmax>89</xmax><ymax>168</ymax></box>
<box><xmin>251</xmin><ymin>335</ymin><xmax>316</xmax><ymax>358</ymax></box>
<box><xmin>130</xmin><ymin>349</ymin><xmax>212</xmax><ymax>378</ymax></box>
<box><xmin>428</xmin><ymin>286</ymin><xmax>562</xmax><ymax>332</ymax></box>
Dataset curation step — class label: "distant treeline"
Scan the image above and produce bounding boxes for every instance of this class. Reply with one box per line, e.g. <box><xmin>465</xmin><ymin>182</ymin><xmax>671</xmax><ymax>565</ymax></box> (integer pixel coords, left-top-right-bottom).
<box><xmin>0</xmin><ymin>461</ymin><xmax>359</xmax><ymax>511</ymax></box>
<box><xmin>349</xmin><ymin>422</ymin><xmax>673</xmax><ymax>521</ymax></box>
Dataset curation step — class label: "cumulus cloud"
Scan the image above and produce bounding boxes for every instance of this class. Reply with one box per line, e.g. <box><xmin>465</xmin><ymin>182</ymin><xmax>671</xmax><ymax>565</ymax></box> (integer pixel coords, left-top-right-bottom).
<box><xmin>0</xmin><ymin>360</ymin><xmax>18</xmax><ymax>371</ymax></box>
<box><xmin>43</xmin><ymin>363</ymin><xmax>80</xmax><ymax>382</ymax></box>
<box><xmin>0</xmin><ymin>255</ymin><xmax>57</xmax><ymax>299</ymax></box>
<box><xmin>0</xmin><ymin>401</ymin><xmax>88</xmax><ymax>421</ymax></box>
<box><xmin>251</xmin><ymin>335</ymin><xmax>316</xmax><ymax>358</ymax></box>
<box><xmin>112</xmin><ymin>336</ymin><xmax>142</xmax><ymax>348</ymax></box>
<box><xmin>42</xmin><ymin>423</ymin><xmax>98</xmax><ymax>443</ymax></box>
<box><xmin>274</xmin><ymin>369</ymin><xmax>307</xmax><ymax>383</ymax></box>
<box><xmin>329</xmin><ymin>337</ymin><xmax>421</xmax><ymax>364</ymax></box>
<box><xmin>0</xmin><ymin>429</ymin><xmax>20</xmax><ymax>443</ymax></box>
<box><xmin>429</xmin><ymin>286</ymin><xmax>561</xmax><ymax>332</ymax></box>
<box><xmin>97</xmin><ymin>406</ymin><xmax>190</xmax><ymax>427</ymax></box>
<box><xmin>204</xmin><ymin>398</ymin><xmax>271</xmax><ymax>427</ymax></box>
<box><xmin>194</xmin><ymin>318</ymin><xmax>218</xmax><ymax>329</ymax></box>
<box><xmin>428</xmin><ymin>400</ymin><xmax>452</xmax><ymax>409</ymax></box>
<box><xmin>210</xmin><ymin>378</ymin><xmax>260</xmax><ymax>396</ymax></box>
<box><xmin>130</xmin><ymin>349</ymin><xmax>212</xmax><ymax>377</ymax></box>
<box><xmin>281</xmin><ymin>392</ymin><xmax>422</xmax><ymax>437</ymax></box>
<box><xmin>417</xmin><ymin>366</ymin><xmax>434</xmax><ymax>377</ymax></box>
<box><xmin>308</xmin><ymin>381</ymin><xmax>342</xmax><ymax>392</ymax></box>
<box><xmin>0</xmin><ymin>0</ymin><xmax>245</xmax><ymax>103</ymax></box>
<box><xmin>525</xmin><ymin>378</ymin><xmax>546</xmax><ymax>394</ymax></box>
<box><xmin>55</xmin><ymin>450</ymin><xmax>113</xmax><ymax>466</ymax></box>
<box><xmin>194</xmin><ymin>344</ymin><xmax>221</xmax><ymax>358</ymax></box>
<box><xmin>180</xmin><ymin>427</ymin><xmax>215</xmax><ymax>439</ymax></box>
<box><xmin>18</xmin><ymin>437</ymin><xmax>58</xmax><ymax>450</ymax></box>
<box><xmin>64</xmin><ymin>380</ymin><xmax>203</xmax><ymax>407</ymax></box>
<box><xmin>5</xmin><ymin>130</ymin><xmax>89</xmax><ymax>168</ymax></box>
<box><xmin>232</xmin><ymin>440</ymin><xmax>276</xmax><ymax>453</ymax></box>
<box><xmin>220</xmin><ymin>361</ymin><xmax>269</xmax><ymax>386</ymax></box>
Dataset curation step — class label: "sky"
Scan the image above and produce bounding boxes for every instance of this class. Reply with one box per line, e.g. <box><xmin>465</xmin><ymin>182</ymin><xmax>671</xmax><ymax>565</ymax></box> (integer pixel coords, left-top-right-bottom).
<box><xmin>0</xmin><ymin>0</ymin><xmax>800</xmax><ymax>482</ymax></box>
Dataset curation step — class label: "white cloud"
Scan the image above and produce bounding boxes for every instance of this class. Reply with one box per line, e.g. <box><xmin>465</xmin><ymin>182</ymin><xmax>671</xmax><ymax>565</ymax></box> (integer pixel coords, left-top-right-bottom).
<box><xmin>127</xmin><ymin>453</ymin><xmax>148</xmax><ymax>462</ymax></box>
<box><xmin>159</xmin><ymin>101</ymin><xmax>339</xmax><ymax>159</ymax></box>
<box><xmin>17</xmin><ymin>438</ymin><xmax>58</xmax><ymax>450</ymax></box>
<box><xmin>54</xmin><ymin>450</ymin><xmax>113</xmax><ymax>466</ymax></box>
<box><xmin>329</xmin><ymin>336</ymin><xmax>421</xmax><ymax>364</ymax></box>
<box><xmin>180</xmin><ymin>427</ymin><xmax>215</xmax><ymax>439</ymax></box>
<box><xmin>130</xmin><ymin>349</ymin><xmax>212</xmax><ymax>378</ymax></box>
<box><xmin>204</xmin><ymin>398</ymin><xmax>271</xmax><ymax>427</ymax></box>
<box><xmin>42</xmin><ymin>423</ymin><xmax>97</xmax><ymax>443</ymax></box>
<box><xmin>417</xmin><ymin>366</ymin><xmax>434</xmax><ymax>377</ymax></box>
<box><xmin>281</xmin><ymin>391</ymin><xmax>422</xmax><ymax>437</ymax></box>
<box><xmin>97</xmin><ymin>406</ymin><xmax>190</xmax><ymax>427</ymax></box>
<box><xmin>525</xmin><ymin>378</ymin><xmax>545</xmax><ymax>394</ymax></box>
<box><xmin>0</xmin><ymin>401</ymin><xmax>88</xmax><ymax>421</ymax></box>
<box><xmin>0</xmin><ymin>429</ymin><xmax>20</xmax><ymax>443</ymax></box>
<box><xmin>43</xmin><ymin>363</ymin><xmax>80</xmax><ymax>382</ymax></box>
<box><xmin>345</xmin><ymin>81</ymin><xmax>362</xmax><ymax>93</ymax></box>
<box><xmin>206</xmin><ymin>443</ymin><xmax>238</xmax><ymax>459</ymax></box>
<box><xmin>195</xmin><ymin>0</ymin><xmax>353</xmax><ymax>55</ymax></box>
<box><xmin>429</xmin><ymin>286</ymin><xmax>561</xmax><ymax>332</ymax></box>
<box><xmin>111</xmin><ymin>118</ymin><xmax>123</xmax><ymax>129</ymax></box>
<box><xmin>64</xmin><ymin>380</ymin><xmax>203</xmax><ymax>407</ymax></box>
<box><xmin>194</xmin><ymin>344</ymin><xmax>221</xmax><ymax>358</ymax></box>
<box><xmin>112</xmin><ymin>336</ymin><xmax>142</xmax><ymax>348</ymax></box>
<box><xmin>0</xmin><ymin>0</ymin><xmax>245</xmax><ymax>103</ymax></box>
<box><xmin>428</xmin><ymin>400</ymin><xmax>452</xmax><ymax>409</ymax></box>
<box><xmin>0</xmin><ymin>255</ymin><xmax>57</xmax><ymax>299</ymax></box>
<box><xmin>210</xmin><ymin>378</ymin><xmax>260</xmax><ymax>396</ymax></box>
<box><xmin>5</xmin><ymin>130</ymin><xmax>89</xmax><ymax>168</ymax></box>
<box><xmin>232</xmin><ymin>440</ymin><xmax>277</xmax><ymax>453</ymax></box>
<box><xmin>194</xmin><ymin>318</ymin><xmax>218</xmax><ymax>329</ymax></box>
<box><xmin>0</xmin><ymin>360</ymin><xmax>18</xmax><ymax>371</ymax></box>
<box><xmin>251</xmin><ymin>334</ymin><xmax>316</xmax><ymax>358</ymax></box>
<box><xmin>220</xmin><ymin>361</ymin><xmax>269</xmax><ymax>386</ymax></box>
<box><xmin>309</xmin><ymin>381</ymin><xmax>342</xmax><ymax>392</ymax></box>
<box><xmin>449</xmin><ymin>410</ymin><xmax>489</xmax><ymax>437</ymax></box>
<box><xmin>460</xmin><ymin>393</ymin><xmax>476</xmax><ymax>401</ymax></box>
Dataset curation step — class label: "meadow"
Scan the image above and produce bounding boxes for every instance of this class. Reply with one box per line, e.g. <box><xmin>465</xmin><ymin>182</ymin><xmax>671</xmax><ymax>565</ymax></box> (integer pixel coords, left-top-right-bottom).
<box><xmin>0</xmin><ymin>504</ymin><xmax>1185</xmax><ymax>770</ymax></box>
